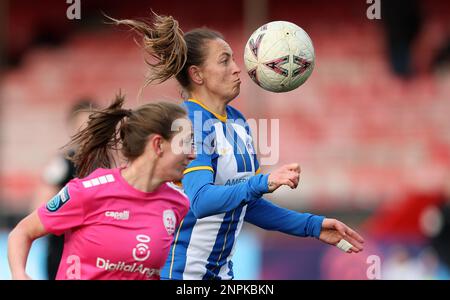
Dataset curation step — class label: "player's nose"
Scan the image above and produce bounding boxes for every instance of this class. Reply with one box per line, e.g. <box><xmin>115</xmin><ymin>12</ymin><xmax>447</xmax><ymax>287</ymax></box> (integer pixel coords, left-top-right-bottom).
<box><xmin>232</xmin><ymin>60</ymin><xmax>241</xmax><ymax>75</ymax></box>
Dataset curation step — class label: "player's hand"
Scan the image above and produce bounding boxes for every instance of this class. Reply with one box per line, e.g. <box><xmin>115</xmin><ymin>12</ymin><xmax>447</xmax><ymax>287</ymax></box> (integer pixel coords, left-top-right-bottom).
<box><xmin>267</xmin><ymin>163</ymin><xmax>300</xmax><ymax>192</ymax></box>
<box><xmin>318</xmin><ymin>218</ymin><xmax>364</xmax><ymax>253</ymax></box>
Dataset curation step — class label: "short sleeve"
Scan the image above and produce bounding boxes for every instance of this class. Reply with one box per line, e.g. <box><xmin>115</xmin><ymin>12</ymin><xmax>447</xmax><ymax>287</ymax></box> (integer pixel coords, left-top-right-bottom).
<box><xmin>176</xmin><ymin>200</ymin><xmax>190</xmax><ymax>227</ymax></box>
<box><xmin>166</xmin><ymin>183</ymin><xmax>190</xmax><ymax>227</ymax></box>
<box><xmin>37</xmin><ymin>179</ymin><xmax>86</xmax><ymax>236</ymax></box>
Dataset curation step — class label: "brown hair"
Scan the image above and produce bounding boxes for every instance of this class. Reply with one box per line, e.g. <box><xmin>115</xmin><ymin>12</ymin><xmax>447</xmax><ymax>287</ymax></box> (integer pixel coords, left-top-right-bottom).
<box><xmin>176</xmin><ymin>29</ymin><xmax>224</xmax><ymax>90</ymax></box>
<box><xmin>66</xmin><ymin>93</ymin><xmax>187</xmax><ymax>178</ymax></box>
<box><xmin>111</xmin><ymin>11</ymin><xmax>223</xmax><ymax>94</ymax></box>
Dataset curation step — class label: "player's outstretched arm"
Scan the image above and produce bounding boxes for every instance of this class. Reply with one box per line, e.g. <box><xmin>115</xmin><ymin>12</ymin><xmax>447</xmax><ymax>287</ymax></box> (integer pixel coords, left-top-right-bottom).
<box><xmin>183</xmin><ymin>163</ymin><xmax>301</xmax><ymax>219</ymax></box>
<box><xmin>8</xmin><ymin>210</ymin><xmax>48</xmax><ymax>280</ymax></box>
<box><xmin>244</xmin><ymin>197</ymin><xmax>325</xmax><ymax>237</ymax></box>
<box><xmin>318</xmin><ymin>218</ymin><xmax>365</xmax><ymax>253</ymax></box>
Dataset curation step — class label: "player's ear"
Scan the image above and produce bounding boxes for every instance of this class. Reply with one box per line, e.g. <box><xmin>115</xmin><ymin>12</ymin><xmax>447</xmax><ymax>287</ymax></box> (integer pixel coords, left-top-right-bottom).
<box><xmin>188</xmin><ymin>65</ymin><xmax>203</xmax><ymax>85</ymax></box>
<box><xmin>148</xmin><ymin>134</ymin><xmax>164</xmax><ymax>156</ymax></box>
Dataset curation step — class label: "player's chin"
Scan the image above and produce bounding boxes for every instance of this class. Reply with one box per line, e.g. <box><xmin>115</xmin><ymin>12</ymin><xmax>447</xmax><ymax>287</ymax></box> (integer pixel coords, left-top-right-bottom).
<box><xmin>171</xmin><ymin>174</ymin><xmax>184</xmax><ymax>183</ymax></box>
<box><xmin>170</xmin><ymin>169</ymin><xmax>185</xmax><ymax>182</ymax></box>
<box><xmin>228</xmin><ymin>87</ymin><xmax>240</xmax><ymax>100</ymax></box>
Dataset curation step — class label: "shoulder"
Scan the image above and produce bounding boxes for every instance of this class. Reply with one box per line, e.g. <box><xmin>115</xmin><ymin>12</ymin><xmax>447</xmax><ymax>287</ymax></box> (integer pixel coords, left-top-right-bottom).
<box><xmin>227</xmin><ymin>105</ymin><xmax>247</xmax><ymax>121</ymax></box>
<box><xmin>227</xmin><ymin>105</ymin><xmax>253</xmax><ymax>134</ymax></box>
<box><xmin>185</xmin><ymin>106</ymin><xmax>219</xmax><ymax>139</ymax></box>
<box><xmin>41</xmin><ymin>177</ymin><xmax>86</xmax><ymax>214</ymax></box>
<box><xmin>73</xmin><ymin>168</ymin><xmax>118</xmax><ymax>196</ymax></box>
<box><xmin>60</xmin><ymin>169</ymin><xmax>118</xmax><ymax>212</ymax></box>
<box><xmin>163</xmin><ymin>183</ymin><xmax>190</xmax><ymax>210</ymax></box>
<box><xmin>164</xmin><ymin>182</ymin><xmax>189</xmax><ymax>201</ymax></box>
<box><xmin>184</xmin><ymin>101</ymin><xmax>218</xmax><ymax>128</ymax></box>
<box><xmin>183</xmin><ymin>101</ymin><xmax>209</xmax><ymax>118</ymax></box>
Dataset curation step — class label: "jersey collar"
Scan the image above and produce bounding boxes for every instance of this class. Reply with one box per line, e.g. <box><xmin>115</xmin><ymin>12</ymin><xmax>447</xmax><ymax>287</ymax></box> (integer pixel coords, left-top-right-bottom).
<box><xmin>187</xmin><ymin>99</ymin><xmax>227</xmax><ymax>123</ymax></box>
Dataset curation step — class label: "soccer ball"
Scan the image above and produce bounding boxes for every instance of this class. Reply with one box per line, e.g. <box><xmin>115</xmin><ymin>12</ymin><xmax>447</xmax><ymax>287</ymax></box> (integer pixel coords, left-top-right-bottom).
<box><xmin>244</xmin><ymin>21</ymin><xmax>315</xmax><ymax>93</ymax></box>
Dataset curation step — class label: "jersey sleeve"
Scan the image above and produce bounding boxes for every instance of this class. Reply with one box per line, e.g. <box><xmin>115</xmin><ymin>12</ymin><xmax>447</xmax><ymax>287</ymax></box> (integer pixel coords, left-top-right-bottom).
<box><xmin>176</xmin><ymin>199</ymin><xmax>190</xmax><ymax>227</ymax></box>
<box><xmin>244</xmin><ymin>197</ymin><xmax>325</xmax><ymax>238</ymax></box>
<box><xmin>182</xmin><ymin>169</ymin><xmax>269</xmax><ymax>219</ymax></box>
<box><xmin>167</xmin><ymin>183</ymin><xmax>190</xmax><ymax>227</ymax></box>
<box><xmin>170</xmin><ymin>201</ymin><xmax>188</xmax><ymax>230</ymax></box>
<box><xmin>37</xmin><ymin>179</ymin><xmax>87</xmax><ymax>236</ymax></box>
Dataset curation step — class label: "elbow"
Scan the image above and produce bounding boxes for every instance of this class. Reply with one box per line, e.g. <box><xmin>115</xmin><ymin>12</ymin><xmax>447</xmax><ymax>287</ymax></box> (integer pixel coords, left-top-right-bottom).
<box><xmin>186</xmin><ymin>184</ymin><xmax>214</xmax><ymax>219</ymax></box>
<box><xmin>8</xmin><ymin>219</ymin><xmax>35</xmax><ymax>246</ymax></box>
<box><xmin>7</xmin><ymin>226</ymin><xmax>22</xmax><ymax>257</ymax></box>
<box><xmin>191</xmin><ymin>210</ymin><xmax>207</xmax><ymax>219</ymax></box>
<box><xmin>190</xmin><ymin>200</ymin><xmax>210</xmax><ymax>219</ymax></box>
<box><xmin>8</xmin><ymin>225</ymin><xmax>22</xmax><ymax>245</ymax></box>
<box><xmin>7</xmin><ymin>228</ymin><xmax>16</xmax><ymax>247</ymax></box>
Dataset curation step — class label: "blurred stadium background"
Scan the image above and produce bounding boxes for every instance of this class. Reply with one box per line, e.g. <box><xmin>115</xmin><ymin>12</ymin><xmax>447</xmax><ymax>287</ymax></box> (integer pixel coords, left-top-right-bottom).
<box><xmin>1</xmin><ymin>0</ymin><xmax>450</xmax><ymax>279</ymax></box>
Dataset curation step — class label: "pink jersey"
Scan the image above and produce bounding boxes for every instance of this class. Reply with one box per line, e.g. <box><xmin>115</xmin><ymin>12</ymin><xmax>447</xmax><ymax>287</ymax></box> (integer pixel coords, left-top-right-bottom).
<box><xmin>38</xmin><ymin>167</ymin><xmax>189</xmax><ymax>280</ymax></box>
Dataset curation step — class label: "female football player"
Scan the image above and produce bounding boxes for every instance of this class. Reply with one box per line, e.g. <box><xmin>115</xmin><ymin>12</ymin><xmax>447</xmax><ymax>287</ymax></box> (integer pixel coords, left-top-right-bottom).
<box><xmin>8</xmin><ymin>95</ymin><xmax>194</xmax><ymax>279</ymax></box>
<box><xmin>113</xmin><ymin>12</ymin><xmax>364</xmax><ymax>279</ymax></box>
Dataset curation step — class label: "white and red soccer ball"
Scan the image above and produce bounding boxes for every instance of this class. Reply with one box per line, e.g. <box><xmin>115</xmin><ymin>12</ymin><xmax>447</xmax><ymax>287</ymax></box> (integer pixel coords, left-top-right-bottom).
<box><xmin>244</xmin><ymin>21</ymin><xmax>315</xmax><ymax>93</ymax></box>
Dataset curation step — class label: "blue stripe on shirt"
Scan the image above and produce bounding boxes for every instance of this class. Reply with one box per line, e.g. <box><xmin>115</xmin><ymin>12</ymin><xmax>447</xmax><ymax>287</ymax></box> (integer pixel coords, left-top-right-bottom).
<box><xmin>202</xmin><ymin>209</ymin><xmax>235</xmax><ymax>280</ymax></box>
<box><xmin>202</xmin><ymin>204</ymin><xmax>244</xmax><ymax>279</ymax></box>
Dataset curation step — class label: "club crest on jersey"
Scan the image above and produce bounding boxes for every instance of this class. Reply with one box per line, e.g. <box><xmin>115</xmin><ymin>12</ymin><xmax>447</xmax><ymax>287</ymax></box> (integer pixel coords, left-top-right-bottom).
<box><xmin>163</xmin><ymin>210</ymin><xmax>176</xmax><ymax>235</ymax></box>
<box><xmin>46</xmin><ymin>186</ymin><xmax>71</xmax><ymax>212</ymax></box>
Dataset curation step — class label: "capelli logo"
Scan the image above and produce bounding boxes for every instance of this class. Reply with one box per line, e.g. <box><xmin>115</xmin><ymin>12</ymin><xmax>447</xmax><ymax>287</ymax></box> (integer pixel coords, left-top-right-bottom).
<box><xmin>105</xmin><ymin>210</ymin><xmax>130</xmax><ymax>220</ymax></box>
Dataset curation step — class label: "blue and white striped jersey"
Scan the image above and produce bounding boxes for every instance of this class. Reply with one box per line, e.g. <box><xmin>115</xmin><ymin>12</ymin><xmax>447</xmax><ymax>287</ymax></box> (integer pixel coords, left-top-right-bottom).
<box><xmin>161</xmin><ymin>99</ymin><xmax>324</xmax><ymax>280</ymax></box>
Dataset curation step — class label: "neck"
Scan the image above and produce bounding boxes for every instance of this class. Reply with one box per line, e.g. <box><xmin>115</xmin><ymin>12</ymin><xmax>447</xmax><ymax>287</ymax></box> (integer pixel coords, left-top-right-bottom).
<box><xmin>190</xmin><ymin>90</ymin><xmax>227</xmax><ymax>116</ymax></box>
<box><xmin>121</xmin><ymin>156</ymin><xmax>164</xmax><ymax>193</ymax></box>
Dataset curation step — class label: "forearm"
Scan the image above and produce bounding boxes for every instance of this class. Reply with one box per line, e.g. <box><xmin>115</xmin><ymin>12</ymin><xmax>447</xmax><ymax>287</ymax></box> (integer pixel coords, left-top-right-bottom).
<box><xmin>8</xmin><ymin>211</ymin><xmax>48</xmax><ymax>279</ymax></box>
<box><xmin>183</xmin><ymin>170</ymin><xmax>269</xmax><ymax>218</ymax></box>
<box><xmin>244</xmin><ymin>197</ymin><xmax>325</xmax><ymax>238</ymax></box>
<box><xmin>8</xmin><ymin>226</ymin><xmax>33</xmax><ymax>279</ymax></box>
